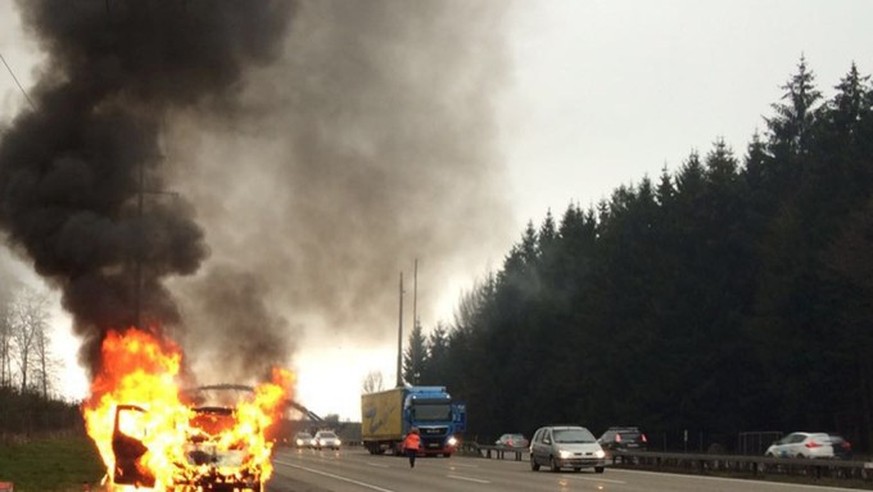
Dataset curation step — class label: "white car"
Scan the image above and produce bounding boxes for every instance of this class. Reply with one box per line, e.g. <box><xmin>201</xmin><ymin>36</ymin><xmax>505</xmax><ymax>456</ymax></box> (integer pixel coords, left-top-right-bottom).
<box><xmin>314</xmin><ymin>430</ymin><xmax>342</xmax><ymax>450</ymax></box>
<box><xmin>529</xmin><ymin>425</ymin><xmax>606</xmax><ymax>473</ymax></box>
<box><xmin>765</xmin><ymin>432</ymin><xmax>850</xmax><ymax>459</ymax></box>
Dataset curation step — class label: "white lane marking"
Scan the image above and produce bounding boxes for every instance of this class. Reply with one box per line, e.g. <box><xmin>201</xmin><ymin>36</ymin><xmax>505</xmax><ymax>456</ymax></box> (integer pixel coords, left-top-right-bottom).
<box><xmin>447</xmin><ymin>474</ymin><xmax>491</xmax><ymax>484</ymax></box>
<box><xmin>448</xmin><ymin>462</ymin><xmax>480</xmax><ymax>469</ymax></box>
<box><xmin>274</xmin><ymin>459</ymin><xmax>395</xmax><ymax>492</ymax></box>
<box><xmin>571</xmin><ymin>475</ymin><xmax>627</xmax><ymax>484</ymax></box>
<box><xmin>366</xmin><ymin>461</ymin><xmax>391</xmax><ymax>468</ymax></box>
<box><xmin>613</xmin><ymin>468</ymin><xmax>854</xmax><ymax>490</ymax></box>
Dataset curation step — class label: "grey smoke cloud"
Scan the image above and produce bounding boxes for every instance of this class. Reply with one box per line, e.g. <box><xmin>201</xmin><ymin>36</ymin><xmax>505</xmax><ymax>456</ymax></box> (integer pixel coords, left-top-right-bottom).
<box><xmin>166</xmin><ymin>1</ymin><xmax>515</xmax><ymax>363</ymax></box>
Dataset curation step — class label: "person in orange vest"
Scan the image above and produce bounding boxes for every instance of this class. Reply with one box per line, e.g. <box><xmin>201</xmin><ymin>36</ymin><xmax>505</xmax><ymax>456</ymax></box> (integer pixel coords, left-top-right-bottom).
<box><xmin>403</xmin><ymin>427</ymin><xmax>422</xmax><ymax>468</ymax></box>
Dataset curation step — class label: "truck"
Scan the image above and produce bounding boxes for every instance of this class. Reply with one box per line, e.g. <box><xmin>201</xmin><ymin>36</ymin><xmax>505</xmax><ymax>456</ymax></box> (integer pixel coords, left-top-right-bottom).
<box><xmin>361</xmin><ymin>385</ymin><xmax>466</xmax><ymax>457</ymax></box>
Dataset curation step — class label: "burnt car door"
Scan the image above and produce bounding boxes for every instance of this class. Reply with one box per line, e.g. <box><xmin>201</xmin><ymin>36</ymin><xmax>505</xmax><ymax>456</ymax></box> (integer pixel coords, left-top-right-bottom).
<box><xmin>112</xmin><ymin>404</ymin><xmax>156</xmax><ymax>488</ymax></box>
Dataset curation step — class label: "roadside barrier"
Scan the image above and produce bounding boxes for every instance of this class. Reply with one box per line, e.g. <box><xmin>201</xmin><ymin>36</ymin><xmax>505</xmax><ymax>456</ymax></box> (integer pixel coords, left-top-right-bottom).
<box><xmin>472</xmin><ymin>444</ymin><xmax>873</xmax><ymax>484</ymax></box>
<box><xmin>611</xmin><ymin>450</ymin><xmax>873</xmax><ymax>482</ymax></box>
<box><xmin>474</xmin><ymin>444</ymin><xmax>528</xmax><ymax>461</ymax></box>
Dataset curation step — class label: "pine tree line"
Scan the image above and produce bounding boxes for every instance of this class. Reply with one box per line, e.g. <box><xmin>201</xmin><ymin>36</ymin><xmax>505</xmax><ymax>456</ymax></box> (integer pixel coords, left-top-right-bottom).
<box><xmin>404</xmin><ymin>57</ymin><xmax>873</xmax><ymax>452</ymax></box>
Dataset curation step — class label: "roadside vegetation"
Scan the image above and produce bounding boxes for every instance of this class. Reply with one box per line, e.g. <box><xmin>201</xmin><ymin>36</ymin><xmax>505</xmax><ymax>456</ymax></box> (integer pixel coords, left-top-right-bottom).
<box><xmin>0</xmin><ymin>388</ymin><xmax>104</xmax><ymax>491</ymax></box>
<box><xmin>0</xmin><ymin>430</ymin><xmax>104</xmax><ymax>492</ymax></box>
<box><xmin>403</xmin><ymin>57</ymin><xmax>873</xmax><ymax>454</ymax></box>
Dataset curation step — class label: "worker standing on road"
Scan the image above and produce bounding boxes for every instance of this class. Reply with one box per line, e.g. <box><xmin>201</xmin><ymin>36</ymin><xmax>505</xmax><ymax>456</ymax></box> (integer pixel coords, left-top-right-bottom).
<box><xmin>403</xmin><ymin>427</ymin><xmax>421</xmax><ymax>468</ymax></box>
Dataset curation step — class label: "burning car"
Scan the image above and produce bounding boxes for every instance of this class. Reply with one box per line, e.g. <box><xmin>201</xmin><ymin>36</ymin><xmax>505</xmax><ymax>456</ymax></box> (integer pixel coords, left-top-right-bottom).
<box><xmin>111</xmin><ymin>386</ymin><xmax>275</xmax><ymax>491</ymax></box>
<box><xmin>85</xmin><ymin>330</ymin><xmax>292</xmax><ymax>492</ymax></box>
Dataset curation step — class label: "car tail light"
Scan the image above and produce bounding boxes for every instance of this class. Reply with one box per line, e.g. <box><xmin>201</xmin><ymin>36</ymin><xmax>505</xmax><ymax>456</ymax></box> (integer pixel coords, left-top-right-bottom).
<box><xmin>805</xmin><ymin>441</ymin><xmax>822</xmax><ymax>448</ymax></box>
<box><xmin>843</xmin><ymin>441</ymin><xmax>852</xmax><ymax>449</ymax></box>
<box><xmin>641</xmin><ymin>434</ymin><xmax>648</xmax><ymax>443</ymax></box>
<box><xmin>615</xmin><ymin>434</ymin><xmax>622</xmax><ymax>443</ymax></box>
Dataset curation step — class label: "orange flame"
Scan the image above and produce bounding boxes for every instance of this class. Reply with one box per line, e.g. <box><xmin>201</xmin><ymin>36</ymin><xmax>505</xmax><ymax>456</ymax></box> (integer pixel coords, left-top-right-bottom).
<box><xmin>82</xmin><ymin>328</ymin><xmax>294</xmax><ymax>491</ymax></box>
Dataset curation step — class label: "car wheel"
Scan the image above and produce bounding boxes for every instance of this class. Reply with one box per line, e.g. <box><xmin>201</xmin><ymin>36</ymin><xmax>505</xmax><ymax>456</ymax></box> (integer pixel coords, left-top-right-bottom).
<box><xmin>595</xmin><ymin>466</ymin><xmax>605</xmax><ymax>474</ymax></box>
<box><xmin>796</xmin><ymin>453</ymin><xmax>805</xmax><ymax>459</ymax></box>
<box><xmin>530</xmin><ymin>455</ymin><xmax>540</xmax><ymax>471</ymax></box>
<box><xmin>550</xmin><ymin>456</ymin><xmax>560</xmax><ymax>472</ymax></box>
<box><xmin>573</xmin><ymin>467</ymin><xmax>581</xmax><ymax>472</ymax></box>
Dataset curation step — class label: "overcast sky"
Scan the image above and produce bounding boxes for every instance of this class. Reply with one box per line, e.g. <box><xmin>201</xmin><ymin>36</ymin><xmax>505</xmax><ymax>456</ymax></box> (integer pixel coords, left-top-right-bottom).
<box><xmin>501</xmin><ymin>0</ymin><xmax>873</xmax><ymax>227</ymax></box>
<box><xmin>2</xmin><ymin>1</ymin><xmax>873</xmax><ymax>420</ymax></box>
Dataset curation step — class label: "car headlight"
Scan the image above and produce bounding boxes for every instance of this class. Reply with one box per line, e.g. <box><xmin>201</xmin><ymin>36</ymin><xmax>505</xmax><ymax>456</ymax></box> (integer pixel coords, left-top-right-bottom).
<box><xmin>595</xmin><ymin>449</ymin><xmax>606</xmax><ymax>459</ymax></box>
<box><xmin>447</xmin><ymin>436</ymin><xmax>458</xmax><ymax>447</ymax></box>
<box><xmin>296</xmin><ymin>439</ymin><xmax>303</xmax><ymax>446</ymax></box>
<box><xmin>336</xmin><ymin>440</ymin><xmax>342</xmax><ymax>446</ymax></box>
<box><xmin>558</xmin><ymin>450</ymin><xmax>573</xmax><ymax>459</ymax></box>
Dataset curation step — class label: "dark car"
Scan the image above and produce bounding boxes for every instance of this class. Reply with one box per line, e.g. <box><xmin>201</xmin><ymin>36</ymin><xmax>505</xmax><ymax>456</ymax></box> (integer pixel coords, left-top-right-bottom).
<box><xmin>829</xmin><ymin>434</ymin><xmax>854</xmax><ymax>460</ymax></box>
<box><xmin>495</xmin><ymin>433</ymin><xmax>529</xmax><ymax>448</ymax></box>
<box><xmin>598</xmin><ymin>426</ymin><xmax>648</xmax><ymax>453</ymax></box>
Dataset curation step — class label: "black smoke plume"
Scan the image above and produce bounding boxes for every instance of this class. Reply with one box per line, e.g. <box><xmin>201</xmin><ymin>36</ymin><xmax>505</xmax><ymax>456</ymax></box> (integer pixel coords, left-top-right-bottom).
<box><xmin>0</xmin><ymin>0</ymin><xmax>296</xmax><ymax>377</ymax></box>
<box><xmin>2</xmin><ymin>0</ymin><xmax>516</xmax><ymax>391</ymax></box>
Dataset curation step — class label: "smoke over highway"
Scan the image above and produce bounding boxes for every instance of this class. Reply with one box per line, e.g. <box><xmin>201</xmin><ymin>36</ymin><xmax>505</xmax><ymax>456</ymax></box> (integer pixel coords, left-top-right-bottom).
<box><xmin>0</xmin><ymin>0</ymin><xmax>514</xmax><ymax>383</ymax></box>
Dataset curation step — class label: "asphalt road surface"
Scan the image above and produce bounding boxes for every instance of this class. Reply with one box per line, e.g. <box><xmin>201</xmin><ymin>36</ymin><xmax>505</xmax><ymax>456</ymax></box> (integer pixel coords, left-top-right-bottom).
<box><xmin>264</xmin><ymin>447</ymin><xmax>860</xmax><ymax>492</ymax></box>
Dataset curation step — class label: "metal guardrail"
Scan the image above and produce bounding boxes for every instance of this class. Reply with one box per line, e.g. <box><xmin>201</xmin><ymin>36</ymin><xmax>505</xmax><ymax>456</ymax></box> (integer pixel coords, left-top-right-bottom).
<box><xmin>474</xmin><ymin>444</ymin><xmax>529</xmax><ymax>461</ymax></box>
<box><xmin>472</xmin><ymin>444</ymin><xmax>873</xmax><ymax>483</ymax></box>
<box><xmin>611</xmin><ymin>450</ymin><xmax>873</xmax><ymax>482</ymax></box>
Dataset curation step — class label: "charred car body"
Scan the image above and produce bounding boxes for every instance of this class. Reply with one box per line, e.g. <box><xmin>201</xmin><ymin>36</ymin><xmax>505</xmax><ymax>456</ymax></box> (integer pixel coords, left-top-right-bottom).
<box><xmin>111</xmin><ymin>385</ymin><xmax>269</xmax><ymax>491</ymax></box>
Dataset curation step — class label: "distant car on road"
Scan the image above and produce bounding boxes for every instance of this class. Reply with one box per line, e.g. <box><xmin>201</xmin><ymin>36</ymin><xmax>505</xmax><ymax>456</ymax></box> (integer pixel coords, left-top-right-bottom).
<box><xmin>765</xmin><ymin>432</ymin><xmax>852</xmax><ymax>459</ymax></box>
<box><xmin>294</xmin><ymin>432</ymin><xmax>314</xmax><ymax>449</ymax></box>
<box><xmin>597</xmin><ymin>426</ymin><xmax>648</xmax><ymax>454</ymax></box>
<box><xmin>495</xmin><ymin>433</ymin><xmax>529</xmax><ymax>448</ymax></box>
<box><xmin>314</xmin><ymin>430</ymin><xmax>342</xmax><ymax>450</ymax></box>
<box><xmin>529</xmin><ymin>425</ymin><xmax>605</xmax><ymax>473</ymax></box>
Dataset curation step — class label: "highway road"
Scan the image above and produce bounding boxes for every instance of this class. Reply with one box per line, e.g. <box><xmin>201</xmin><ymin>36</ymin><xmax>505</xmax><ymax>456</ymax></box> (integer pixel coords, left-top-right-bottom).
<box><xmin>264</xmin><ymin>447</ymin><xmax>860</xmax><ymax>492</ymax></box>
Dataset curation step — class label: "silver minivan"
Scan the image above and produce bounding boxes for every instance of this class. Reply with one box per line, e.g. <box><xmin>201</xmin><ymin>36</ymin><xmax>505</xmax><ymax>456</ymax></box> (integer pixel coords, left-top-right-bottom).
<box><xmin>530</xmin><ymin>425</ymin><xmax>606</xmax><ymax>473</ymax></box>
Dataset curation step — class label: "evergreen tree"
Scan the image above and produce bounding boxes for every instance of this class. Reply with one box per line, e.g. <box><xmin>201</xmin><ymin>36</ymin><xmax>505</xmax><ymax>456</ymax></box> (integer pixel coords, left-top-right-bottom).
<box><xmin>767</xmin><ymin>55</ymin><xmax>822</xmax><ymax>159</ymax></box>
<box><xmin>402</xmin><ymin>319</ymin><xmax>427</xmax><ymax>385</ymax></box>
<box><xmin>425</xmin><ymin>59</ymin><xmax>873</xmax><ymax>449</ymax></box>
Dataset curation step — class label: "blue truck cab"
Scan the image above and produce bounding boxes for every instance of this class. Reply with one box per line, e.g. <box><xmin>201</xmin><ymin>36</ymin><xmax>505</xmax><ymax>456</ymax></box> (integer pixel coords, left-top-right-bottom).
<box><xmin>404</xmin><ymin>386</ymin><xmax>466</xmax><ymax>456</ymax></box>
<box><xmin>361</xmin><ymin>385</ymin><xmax>466</xmax><ymax>457</ymax></box>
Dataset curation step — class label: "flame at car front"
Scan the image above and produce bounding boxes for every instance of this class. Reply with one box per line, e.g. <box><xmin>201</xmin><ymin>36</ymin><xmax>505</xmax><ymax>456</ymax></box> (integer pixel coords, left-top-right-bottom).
<box><xmin>82</xmin><ymin>328</ymin><xmax>293</xmax><ymax>491</ymax></box>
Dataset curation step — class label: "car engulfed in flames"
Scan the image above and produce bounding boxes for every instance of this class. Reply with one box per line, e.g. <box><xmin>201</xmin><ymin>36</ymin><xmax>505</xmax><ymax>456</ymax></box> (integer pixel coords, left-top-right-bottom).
<box><xmin>84</xmin><ymin>329</ymin><xmax>293</xmax><ymax>492</ymax></box>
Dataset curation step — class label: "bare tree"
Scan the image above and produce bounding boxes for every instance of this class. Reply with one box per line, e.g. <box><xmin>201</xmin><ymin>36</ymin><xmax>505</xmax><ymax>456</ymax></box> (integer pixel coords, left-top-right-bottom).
<box><xmin>33</xmin><ymin>316</ymin><xmax>60</xmax><ymax>398</ymax></box>
<box><xmin>0</xmin><ymin>293</ymin><xmax>12</xmax><ymax>388</ymax></box>
<box><xmin>10</xmin><ymin>287</ymin><xmax>51</xmax><ymax>394</ymax></box>
<box><xmin>362</xmin><ymin>370</ymin><xmax>384</xmax><ymax>394</ymax></box>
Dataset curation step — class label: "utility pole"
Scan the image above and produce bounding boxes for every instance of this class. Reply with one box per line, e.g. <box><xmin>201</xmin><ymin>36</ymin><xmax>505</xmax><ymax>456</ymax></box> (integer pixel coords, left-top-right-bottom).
<box><xmin>134</xmin><ymin>156</ymin><xmax>144</xmax><ymax>330</ymax></box>
<box><xmin>395</xmin><ymin>272</ymin><xmax>404</xmax><ymax>388</ymax></box>
<box><xmin>412</xmin><ymin>259</ymin><xmax>418</xmax><ymax>331</ymax></box>
<box><xmin>133</xmin><ymin>156</ymin><xmax>178</xmax><ymax>330</ymax></box>
<box><xmin>412</xmin><ymin>259</ymin><xmax>421</xmax><ymax>384</ymax></box>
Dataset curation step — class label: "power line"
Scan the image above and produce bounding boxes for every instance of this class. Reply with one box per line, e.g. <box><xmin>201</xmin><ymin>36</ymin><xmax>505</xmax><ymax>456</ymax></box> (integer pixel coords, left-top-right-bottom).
<box><xmin>0</xmin><ymin>53</ymin><xmax>35</xmax><ymax>110</ymax></box>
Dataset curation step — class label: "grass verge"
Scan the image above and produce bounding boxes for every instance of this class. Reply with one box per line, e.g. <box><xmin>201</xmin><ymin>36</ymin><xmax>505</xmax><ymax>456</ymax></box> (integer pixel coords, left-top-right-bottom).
<box><xmin>0</xmin><ymin>433</ymin><xmax>106</xmax><ymax>492</ymax></box>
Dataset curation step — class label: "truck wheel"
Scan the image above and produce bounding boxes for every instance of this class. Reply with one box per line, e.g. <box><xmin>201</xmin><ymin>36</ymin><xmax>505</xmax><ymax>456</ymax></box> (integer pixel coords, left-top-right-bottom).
<box><xmin>530</xmin><ymin>455</ymin><xmax>540</xmax><ymax>471</ymax></box>
<box><xmin>595</xmin><ymin>466</ymin><xmax>605</xmax><ymax>474</ymax></box>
